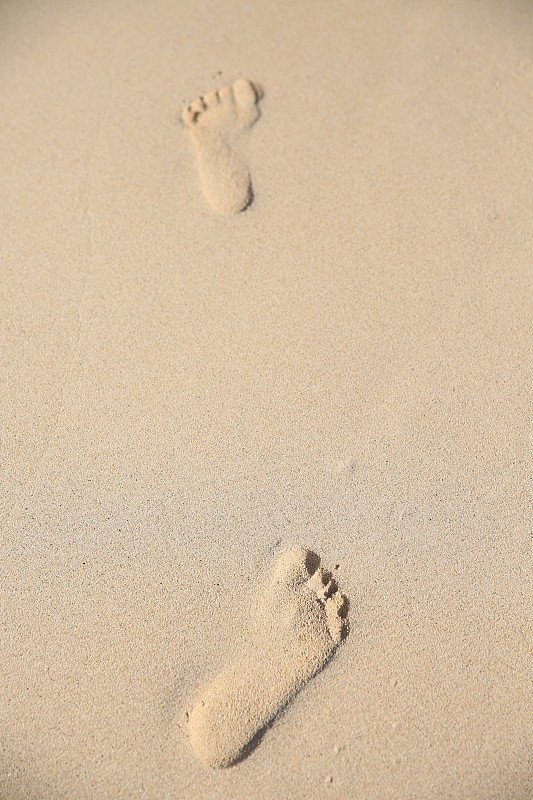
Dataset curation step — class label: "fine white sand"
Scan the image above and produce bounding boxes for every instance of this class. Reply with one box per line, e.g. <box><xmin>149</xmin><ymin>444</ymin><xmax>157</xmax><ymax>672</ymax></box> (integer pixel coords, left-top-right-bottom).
<box><xmin>1</xmin><ymin>1</ymin><xmax>532</xmax><ymax>798</ymax></box>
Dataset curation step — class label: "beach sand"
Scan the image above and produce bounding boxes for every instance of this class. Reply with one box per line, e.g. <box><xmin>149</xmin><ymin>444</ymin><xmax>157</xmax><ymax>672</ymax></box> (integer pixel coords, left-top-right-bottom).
<box><xmin>1</xmin><ymin>0</ymin><xmax>532</xmax><ymax>797</ymax></box>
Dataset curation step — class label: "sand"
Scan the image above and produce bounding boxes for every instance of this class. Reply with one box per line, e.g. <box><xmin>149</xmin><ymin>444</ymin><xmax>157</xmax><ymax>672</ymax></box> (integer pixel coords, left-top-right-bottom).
<box><xmin>1</xmin><ymin>0</ymin><xmax>532</xmax><ymax>798</ymax></box>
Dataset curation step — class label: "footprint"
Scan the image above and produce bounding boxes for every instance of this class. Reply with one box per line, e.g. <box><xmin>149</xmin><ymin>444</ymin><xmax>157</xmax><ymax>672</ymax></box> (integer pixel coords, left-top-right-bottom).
<box><xmin>187</xmin><ymin>548</ymin><xmax>348</xmax><ymax>769</ymax></box>
<box><xmin>181</xmin><ymin>78</ymin><xmax>262</xmax><ymax>214</ymax></box>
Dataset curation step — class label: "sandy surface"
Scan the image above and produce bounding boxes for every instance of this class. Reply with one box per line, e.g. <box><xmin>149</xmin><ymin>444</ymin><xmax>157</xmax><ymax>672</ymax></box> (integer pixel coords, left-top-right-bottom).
<box><xmin>1</xmin><ymin>0</ymin><xmax>532</xmax><ymax>798</ymax></box>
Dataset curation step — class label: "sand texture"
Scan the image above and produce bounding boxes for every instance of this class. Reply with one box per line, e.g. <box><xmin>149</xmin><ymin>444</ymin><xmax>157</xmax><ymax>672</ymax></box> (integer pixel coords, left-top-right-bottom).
<box><xmin>1</xmin><ymin>0</ymin><xmax>532</xmax><ymax>798</ymax></box>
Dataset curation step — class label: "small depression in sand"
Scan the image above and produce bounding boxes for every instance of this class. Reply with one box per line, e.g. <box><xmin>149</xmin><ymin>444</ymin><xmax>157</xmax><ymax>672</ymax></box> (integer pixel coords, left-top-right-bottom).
<box><xmin>181</xmin><ymin>78</ymin><xmax>262</xmax><ymax>214</ymax></box>
<box><xmin>187</xmin><ymin>547</ymin><xmax>349</xmax><ymax>769</ymax></box>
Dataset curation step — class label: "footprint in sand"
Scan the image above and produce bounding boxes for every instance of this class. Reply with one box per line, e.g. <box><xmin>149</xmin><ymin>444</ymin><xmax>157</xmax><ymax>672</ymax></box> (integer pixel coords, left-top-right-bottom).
<box><xmin>187</xmin><ymin>548</ymin><xmax>349</xmax><ymax>768</ymax></box>
<box><xmin>181</xmin><ymin>78</ymin><xmax>262</xmax><ymax>214</ymax></box>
